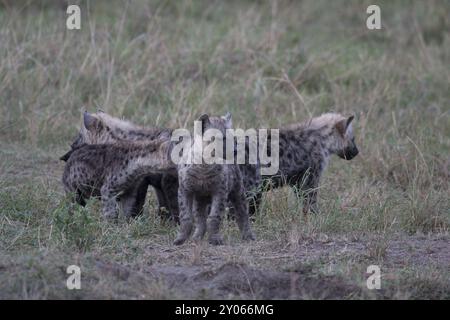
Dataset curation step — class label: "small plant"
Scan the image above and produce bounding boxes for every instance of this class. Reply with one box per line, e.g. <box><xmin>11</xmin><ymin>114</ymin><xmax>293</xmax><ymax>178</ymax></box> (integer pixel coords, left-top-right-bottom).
<box><xmin>52</xmin><ymin>197</ymin><xmax>100</xmax><ymax>252</ymax></box>
<box><xmin>365</xmin><ymin>236</ymin><xmax>389</xmax><ymax>262</ymax></box>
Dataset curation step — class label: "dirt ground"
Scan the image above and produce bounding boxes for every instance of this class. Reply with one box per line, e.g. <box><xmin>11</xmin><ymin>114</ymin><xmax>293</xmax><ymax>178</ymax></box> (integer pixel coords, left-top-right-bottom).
<box><xmin>86</xmin><ymin>233</ymin><xmax>450</xmax><ymax>299</ymax></box>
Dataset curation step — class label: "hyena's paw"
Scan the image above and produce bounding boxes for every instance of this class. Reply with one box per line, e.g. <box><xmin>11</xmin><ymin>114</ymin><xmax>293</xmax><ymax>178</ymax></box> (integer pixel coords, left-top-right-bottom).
<box><xmin>157</xmin><ymin>207</ymin><xmax>171</xmax><ymax>221</ymax></box>
<box><xmin>173</xmin><ymin>219</ymin><xmax>193</xmax><ymax>245</ymax></box>
<box><xmin>192</xmin><ymin>234</ymin><xmax>204</xmax><ymax>243</ymax></box>
<box><xmin>192</xmin><ymin>227</ymin><xmax>207</xmax><ymax>242</ymax></box>
<box><xmin>102</xmin><ymin>210</ymin><xmax>119</xmax><ymax>222</ymax></box>
<box><xmin>208</xmin><ymin>234</ymin><xmax>224</xmax><ymax>246</ymax></box>
<box><xmin>242</xmin><ymin>232</ymin><xmax>256</xmax><ymax>241</ymax></box>
<box><xmin>173</xmin><ymin>235</ymin><xmax>188</xmax><ymax>246</ymax></box>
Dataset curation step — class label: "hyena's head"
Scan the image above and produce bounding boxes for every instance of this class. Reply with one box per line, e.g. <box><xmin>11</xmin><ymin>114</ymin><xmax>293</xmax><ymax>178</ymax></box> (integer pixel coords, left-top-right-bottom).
<box><xmin>59</xmin><ymin>111</ymin><xmax>123</xmax><ymax>161</ymax></box>
<box><xmin>194</xmin><ymin>112</ymin><xmax>232</xmax><ymax>160</ymax></box>
<box><xmin>79</xmin><ymin>111</ymin><xmax>122</xmax><ymax>144</ymax></box>
<box><xmin>332</xmin><ymin>114</ymin><xmax>359</xmax><ymax>160</ymax></box>
<box><xmin>198</xmin><ymin>112</ymin><xmax>232</xmax><ymax>136</ymax></box>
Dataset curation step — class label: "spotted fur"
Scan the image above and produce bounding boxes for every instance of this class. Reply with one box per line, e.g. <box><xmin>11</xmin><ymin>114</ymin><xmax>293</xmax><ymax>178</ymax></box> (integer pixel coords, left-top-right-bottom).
<box><xmin>174</xmin><ymin>113</ymin><xmax>255</xmax><ymax>245</ymax></box>
<box><xmin>62</xmin><ymin>140</ymin><xmax>175</xmax><ymax>219</ymax></box>
<box><xmin>256</xmin><ymin>112</ymin><xmax>359</xmax><ymax>215</ymax></box>
<box><xmin>60</xmin><ymin>111</ymin><xmax>178</xmax><ymax>222</ymax></box>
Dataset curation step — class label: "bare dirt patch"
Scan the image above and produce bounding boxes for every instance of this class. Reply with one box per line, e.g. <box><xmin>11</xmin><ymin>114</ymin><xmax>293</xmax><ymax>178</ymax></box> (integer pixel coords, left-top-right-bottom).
<box><xmin>91</xmin><ymin>233</ymin><xmax>450</xmax><ymax>299</ymax></box>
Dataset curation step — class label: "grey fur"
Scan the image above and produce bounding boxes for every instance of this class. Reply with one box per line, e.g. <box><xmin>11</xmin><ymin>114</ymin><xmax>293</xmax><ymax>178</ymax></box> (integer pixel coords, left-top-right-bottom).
<box><xmin>61</xmin><ymin>111</ymin><xmax>178</xmax><ymax>222</ymax></box>
<box><xmin>174</xmin><ymin>113</ymin><xmax>255</xmax><ymax>245</ymax></box>
<box><xmin>62</xmin><ymin>140</ymin><xmax>175</xmax><ymax>220</ymax></box>
<box><xmin>256</xmin><ymin>112</ymin><xmax>359</xmax><ymax>215</ymax></box>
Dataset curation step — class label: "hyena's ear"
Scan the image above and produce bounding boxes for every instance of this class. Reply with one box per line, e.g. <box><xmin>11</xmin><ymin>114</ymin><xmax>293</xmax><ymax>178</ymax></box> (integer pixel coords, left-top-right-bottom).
<box><xmin>222</xmin><ymin>112</ymin><xmax>232</xmax><ymax>128</ymax></box>
<box><xmin>59</xmin><ymin>149</ymin><xmax>73</xmax><ymax>162</ymax></box>
<box><xmin>347</xmin><ymin>115</ymin><xmax>355</xmax><ymax>127</ymax></box>
<box><xmin>83</xmin><ymin>111</ymin><xmax>102</xmax><ymax>131</ymax></box>
<box><xmin>198</xmin><ymin>113</ymin><xmax>210</xmax><ymax>131</ymax></box>
<box><xmin>198</xmin><ymin>113</ymin><xmax>210</xmax><ymax>122</ymax></box>
<box><xmin>335</xmin><ymin>115</ymin><xmax>355</xmax><ymax>137</ymax></box>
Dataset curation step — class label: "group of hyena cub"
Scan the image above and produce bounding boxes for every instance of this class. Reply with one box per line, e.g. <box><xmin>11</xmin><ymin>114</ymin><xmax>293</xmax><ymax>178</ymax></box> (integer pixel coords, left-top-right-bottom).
<box><xmin>61</xmin><ymin>110</ymin><xmax>358</xmax><ymax>245</ymax></box>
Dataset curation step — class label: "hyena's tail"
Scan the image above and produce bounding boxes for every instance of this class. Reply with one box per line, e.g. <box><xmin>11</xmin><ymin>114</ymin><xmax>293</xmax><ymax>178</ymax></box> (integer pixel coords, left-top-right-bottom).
<box><xmin>126</xmin><ymin>140</ymin><xmax>176</xmax><ymax>184</ymax></box>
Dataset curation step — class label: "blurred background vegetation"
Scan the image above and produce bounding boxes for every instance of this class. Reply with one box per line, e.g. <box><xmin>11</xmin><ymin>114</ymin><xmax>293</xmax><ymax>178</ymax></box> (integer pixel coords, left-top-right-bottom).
<box><xmin>0</xmin><ymin>0</ymin><xmax>449</xmax><ymax>299</ymax></box>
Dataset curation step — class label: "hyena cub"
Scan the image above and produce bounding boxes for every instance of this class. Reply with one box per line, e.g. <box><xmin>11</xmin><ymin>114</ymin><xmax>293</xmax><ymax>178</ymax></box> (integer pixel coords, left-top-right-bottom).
<box><xmin>261</xmin><ymin>112</ymin><xmax>359</xmax><ymax>215</ymax></box>
<box><xmin>60</xmin><ymin>111</ymin><xmax>178</xmax><ymax>221</ymax></box>
<box><xmin>62</xmin><ymin>139</ymin><xmax>175</xmax><ymax>220</ymax></box>
<box><xmin>60</xmin><ymin>111</ymin><xmax>172</xmax><ymax>160</ymax></box>
<box><xmin>174</xmin><ymin>113</ymin><xmax>255</xmax><ymax>245</ymax></box>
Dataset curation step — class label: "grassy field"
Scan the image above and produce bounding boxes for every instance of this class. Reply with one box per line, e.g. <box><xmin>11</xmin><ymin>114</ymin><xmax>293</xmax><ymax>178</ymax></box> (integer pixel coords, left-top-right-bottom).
<box><xmin>0</xmin><ymin>0</ymin><xmax>449</xmax><ymax>299</ymax></box>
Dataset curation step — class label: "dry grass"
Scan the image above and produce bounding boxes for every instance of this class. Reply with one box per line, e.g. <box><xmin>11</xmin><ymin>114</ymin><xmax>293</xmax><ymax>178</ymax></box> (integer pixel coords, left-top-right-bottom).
<box><xmin>0</xmin><ymin>0</ymin><xmax>449</xmax><ymax>299</ymax></box>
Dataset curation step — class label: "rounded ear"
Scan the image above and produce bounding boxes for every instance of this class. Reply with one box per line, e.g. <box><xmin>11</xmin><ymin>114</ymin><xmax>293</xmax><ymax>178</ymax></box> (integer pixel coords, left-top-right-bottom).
<box><xmin>346</xmin><ymin>115</ymin><xmax>355</xmax><ymax>128</ymax></box>
<box><xmin>223</xmin><ymin>112</ymin><xmax>232</xmax><ymax>128</ymax></box>
<box><xmin>83</xmin><ymin>111</ymin><xmax>100</xmax><ymax>131</ymax></box>
<box><xmin>198</xmin><ymin>113</ymin><xmax>210</xmax><ymax>125</ymax></box>
<box><xmin>336</xmin><ymin>115</ymin><xmax>355</xmax><ymax>136</ymax></box>
<box><xmin>198</xmin><ymin>113</ymin><xmax>211</xmax><ymax>133</ymax></box>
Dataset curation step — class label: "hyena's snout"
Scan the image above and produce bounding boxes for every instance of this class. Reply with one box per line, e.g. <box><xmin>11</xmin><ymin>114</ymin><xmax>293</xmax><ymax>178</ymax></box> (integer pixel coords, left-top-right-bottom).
<box><xmin>338</xmin><ymin>139</ymin><xmax>359</xmax><ymax>160</ymax></box>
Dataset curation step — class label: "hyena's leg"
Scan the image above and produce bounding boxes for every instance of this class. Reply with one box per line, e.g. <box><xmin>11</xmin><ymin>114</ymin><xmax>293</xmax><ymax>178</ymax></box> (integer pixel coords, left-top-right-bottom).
<box><xmin>70</xmin><ymin>189</ymin><xmax>86</xmax><ymax>206</ymax></box>
<box><xmin>120</xmin><ymin>195</ymin><xmax>133</xmax><ymax>218</ymax></box>
<box><xmin>147</xmin><ymin>174</ymin><xmax>169</xmax><ymax>219</ymax></box>
<box><xmin>294</xmin><ymin>178</ymin><xmax>319</xmax><ymax>217</ymax></box>
<box><xmin>117</xmin><ymin>186</ymin><xmax>135</xmax><ymax>219</ymax></box>
<box><xmin>229</xmin><ymin>189</ymin><xmax>255</xmax><ymax>241</ymax></box>
<box><xmin>63</xmin><ymin>178</ymin><xmax>86</xmax><ymax>206</ymax></box>
<box><xmin>100</xmin><ymin>185</ymin><xmax>119</xmax><ymax>220</ymax></box>
<box><xmin>192</xmin><ymin>197</ymin><xmax>208</xmax><ymax>241</ymax></box>
<box><xmin>153</xmin><ymin>187</ymin><xmax>169</xmax><ymax>218</ymax></box>
<box><xmin>76</xmin><ymin>191</ymin><xmax>87</xmax><ymax>206</ymax></box>
<box><xmin>117</xmin><ymin>176</ymin><xmax>149</xmax><ymax>219</ymax></box>
<box><xmin>306</xmin><ymin>172</ymin><xmax>321</xmax><ymax>214</ymax></box>
<box><xmin>174</xmin><ymin>188</ymin><xmax>193</xmax><ymax>245</ymax></box>
<box><xmin>207</xmin><ymin>192</ymin><xmax>226</xmax><ymax>245</ymax></box>
<box><xmin>304</xmin><ymin>188</ymin><xmax>318</xmax><ymax>214</ymax></box>
<box><xmin>242</xmin><ymin>164</ymin><xmax>263</xmax><ymax>216</ymax></box>
<box><xmin>161</xmin><ymin>174</ymin><xmax>180</xmax><ymax>223</ymax></box>
<box><xmin>248</xmin><ymin>191</ymin><xmax>262</xmax><ymax>216</ymax></box>
<box><xmin>130</xmin><ymin>178</ymin><xmax>149</xmax><ymax>217</ymax></box>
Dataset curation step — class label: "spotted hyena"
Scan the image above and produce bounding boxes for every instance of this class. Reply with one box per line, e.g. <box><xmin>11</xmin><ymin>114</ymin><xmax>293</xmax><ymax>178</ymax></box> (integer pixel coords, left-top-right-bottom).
<box><xmin>254</xmin><ymin>112</ymin><xmax>359</xmax><ymax>215</ymax></box>
<box><xmin>174</xmin><ymin>113</ymin><xmax>255</xmax><ymax>245</ymax></box>
<box><xmin>62</xmin><ymin>139</ymin><xmax>175</xmax><ymax>220</ymax></box>
<box><xmin>61</xmin><ymin>111</ymin><xmax>262</xmax><ymax>222</ymax></box>
<box><xmin>60</xmin><ymin>111</ymin><xmax>178</xmax><ymax>221</ymax></box>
